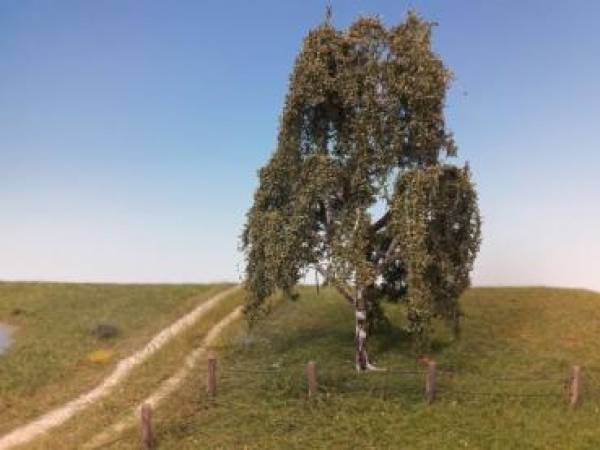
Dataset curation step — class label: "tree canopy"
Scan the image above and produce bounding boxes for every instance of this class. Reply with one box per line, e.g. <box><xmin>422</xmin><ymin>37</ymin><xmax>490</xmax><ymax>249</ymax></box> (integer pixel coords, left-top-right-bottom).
<box><xmin>242</xmin><ymin>11</ymin><xmax>481</xmax><ymax>368</ymax></box>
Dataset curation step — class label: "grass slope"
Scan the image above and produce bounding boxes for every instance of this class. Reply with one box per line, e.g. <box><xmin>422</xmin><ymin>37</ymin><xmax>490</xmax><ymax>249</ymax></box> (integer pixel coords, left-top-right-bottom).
<box><xmin>28</xmin><ymin>287</ymin><xmax>245</xmax><ymax>450</ymax></box>
<box><xmin>0</xmin><ymin>282</ymin><xmax>231</xmax><ymax>433</ymax></box>
<box><xmin>137</xmin><ymin>286</ymin><xmax>600</xmax><ymax>450</ymax></box>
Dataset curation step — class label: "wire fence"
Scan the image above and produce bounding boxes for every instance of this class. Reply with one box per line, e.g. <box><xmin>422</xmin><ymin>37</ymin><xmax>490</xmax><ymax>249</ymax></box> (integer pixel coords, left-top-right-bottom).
<box><xmin>235</xmin><ymin>364</ymin><xmax>600</xmax><ymax>411</ymax></box>
<box><xmin>92</xmin><ymin>357</ymin><xmax>596</xmax><ymax>449</ymax></box>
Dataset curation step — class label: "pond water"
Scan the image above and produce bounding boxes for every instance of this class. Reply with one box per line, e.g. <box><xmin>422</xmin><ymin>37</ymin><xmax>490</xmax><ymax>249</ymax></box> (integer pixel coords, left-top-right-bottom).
<box><xmin>0</xmin><ymin>323</ymin><xmax>12</xmax><ymax>354</ymax></box>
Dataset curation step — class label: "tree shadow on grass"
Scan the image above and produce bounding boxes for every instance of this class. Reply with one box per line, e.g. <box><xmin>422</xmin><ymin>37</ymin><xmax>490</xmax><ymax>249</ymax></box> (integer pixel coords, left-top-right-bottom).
<box><xmin>245</xmin><ymin>289</ymin><xmax>457</xmax><ymax>370</ymax></box>
<box><xmin>371</xmin><ymin>321</ymin><xmax>454</xmax><ymax>362</ymax></box>
<box><xmin>371</xmin><ymin>322</ymin><xmax>412</xmax><ymax>354</ymax></box>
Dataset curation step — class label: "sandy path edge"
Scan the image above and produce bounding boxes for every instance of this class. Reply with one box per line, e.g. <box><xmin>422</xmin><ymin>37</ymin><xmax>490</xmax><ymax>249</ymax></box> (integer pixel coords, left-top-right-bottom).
<box><xmin>0</xmin><ymin>285</ymin><xmax>241</xmax><ymax>450</ymax></box>
<box><xmin>85</xmin><ymin>305</ymin><xmax>243</xmax><ymax>449</ymax></box>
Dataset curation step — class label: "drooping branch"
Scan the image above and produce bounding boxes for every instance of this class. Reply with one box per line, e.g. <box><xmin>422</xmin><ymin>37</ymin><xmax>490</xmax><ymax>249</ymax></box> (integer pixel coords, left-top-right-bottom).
<box><xmin>315</xmin><ymin>265</ymin><xmax>355</xmax><ymax>306</ymax></box>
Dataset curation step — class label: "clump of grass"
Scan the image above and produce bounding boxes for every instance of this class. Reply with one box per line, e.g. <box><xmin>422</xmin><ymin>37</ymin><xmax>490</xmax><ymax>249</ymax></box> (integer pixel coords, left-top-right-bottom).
<box><xmin>86</xmin><ymin>349</ymin><xmax>114</xmax><ymax>364</ymax></box>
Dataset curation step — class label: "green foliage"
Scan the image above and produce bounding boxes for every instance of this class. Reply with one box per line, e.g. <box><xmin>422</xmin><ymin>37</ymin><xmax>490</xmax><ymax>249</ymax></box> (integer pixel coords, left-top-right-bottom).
<box><xmin>392</xmin><ymin>165</ymin><xmax>481</xmax><ymax>349</ymax></box>
<box><xmin>243</xmin><ymin>11</ymin><xmax>481</xmax><ymax>351</ymax></box>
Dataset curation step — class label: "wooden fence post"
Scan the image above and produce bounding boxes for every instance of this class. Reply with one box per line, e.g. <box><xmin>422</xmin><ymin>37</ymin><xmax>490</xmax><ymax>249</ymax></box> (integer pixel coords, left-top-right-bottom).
<box><xmin>207</xmin><ymin>352</ymin><xmax>217</xmax><ymax>399</ymax></box>
<box><xmin>569</xmin><ymin>365</ymin><xmax>581</xmax><ymax>408</ymax></box>
<box><xmin>306</xmin><ymin>360</ymin><xmax>318</xmax><ymax>398</ymax></box>
<box><xmin>140</xmin><ymin>403</ymin><xmax>155</xmax><ymax>450</ymax></box>
<box><xmin>425</xmin><ymin>360</ymin><xmax>437</xmax><ymax>404</ymax></box>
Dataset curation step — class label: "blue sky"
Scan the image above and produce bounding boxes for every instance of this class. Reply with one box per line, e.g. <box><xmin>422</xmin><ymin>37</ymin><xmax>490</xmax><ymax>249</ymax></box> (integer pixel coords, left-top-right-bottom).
<box><xmin>1</xmin><ymin>1</ymin><xmax>599</xmax><ymax>290</ymax></box>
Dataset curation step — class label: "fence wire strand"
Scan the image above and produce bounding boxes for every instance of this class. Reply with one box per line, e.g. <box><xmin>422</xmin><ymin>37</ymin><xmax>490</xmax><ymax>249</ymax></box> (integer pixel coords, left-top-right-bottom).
<box><xmin>89</xmin><ymin>360</ymin><xmax>599</xmax><ymax>449</ymax></box>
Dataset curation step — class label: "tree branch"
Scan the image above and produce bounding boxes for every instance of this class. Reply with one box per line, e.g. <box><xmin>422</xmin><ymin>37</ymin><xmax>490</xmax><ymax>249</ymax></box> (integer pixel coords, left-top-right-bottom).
<box><xmin>371</xmin><ymin>211</ymin><xmax>391</xmax><ymax>233</ymax></box>
<box><xmin>323</xmin><ymin>197</ymin><xmax>334</xmax><ymax>228</ymax></box>
<box><xmin>315</xmin><ymin>265</ymin><xmax>355</xmax><ymax>306</ymax></box>
<box><xmin>353</xmin><ymin>208</ymin><xmax>362</xmax><ymax>232</ymax></box>
<box><xmin>376</xmin><ymin>235</ymin><xmax>401</xmax><ymax>273</ymax></box>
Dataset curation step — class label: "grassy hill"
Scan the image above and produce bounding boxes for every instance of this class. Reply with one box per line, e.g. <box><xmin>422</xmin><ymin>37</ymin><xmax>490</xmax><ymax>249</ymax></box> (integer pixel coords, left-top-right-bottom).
<box><xmin>133</xmin><ymin>286</ymin><xmax>600</xmax><ymax>449</ymax></box>
<box><xmin>0</xmin><ymin>282</ymin><xmax>232</xmax><ymax>434</ymax></box>
<box><xmin>5</xmin><ymin>285</ymin><xmax>600</xmax><ymax>449</ymax></box>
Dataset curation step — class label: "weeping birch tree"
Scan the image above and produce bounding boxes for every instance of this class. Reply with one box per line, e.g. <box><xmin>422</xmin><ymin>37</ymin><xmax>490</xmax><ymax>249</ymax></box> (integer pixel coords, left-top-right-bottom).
<box><xmin>242</xmin><ymin>11</ymin><xmax>481</xmax><ymax>370</ymax></box>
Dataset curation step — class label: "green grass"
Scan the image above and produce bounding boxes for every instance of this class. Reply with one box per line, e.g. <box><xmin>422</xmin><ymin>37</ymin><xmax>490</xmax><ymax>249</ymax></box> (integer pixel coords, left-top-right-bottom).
<box><xmin>122</xmin><ymin>286</ymin><xmax>600</xmax><ymax>450</ymax></box>
<box><xmin>27</xmin><ymin>287</ymin><xmax>245</xmax><ymax>450</ymax></box>
<box><xmin>0</xmin><ymin>281</ymin><xmax>231</xmax><ymax>433</ymax></box>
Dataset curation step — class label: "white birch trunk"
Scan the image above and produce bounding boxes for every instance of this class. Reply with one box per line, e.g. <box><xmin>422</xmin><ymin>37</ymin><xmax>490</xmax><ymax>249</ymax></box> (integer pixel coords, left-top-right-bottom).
<box><xmin>355</xmin><ymin>288</ymin><xmax>370</xmax><ymax>371</ymax></box>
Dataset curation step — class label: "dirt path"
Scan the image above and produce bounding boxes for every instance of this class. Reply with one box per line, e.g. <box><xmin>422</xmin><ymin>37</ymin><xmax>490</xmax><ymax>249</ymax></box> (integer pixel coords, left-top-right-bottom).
<box><xmin>85</xmin><ymin>305</ymin><xmax>243</xmax><ymax>449</ymax></box>
<box><xmin>0</xmin><ymin>285</ymin><xmax>241</xmax><ymax>450</ymax></box>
